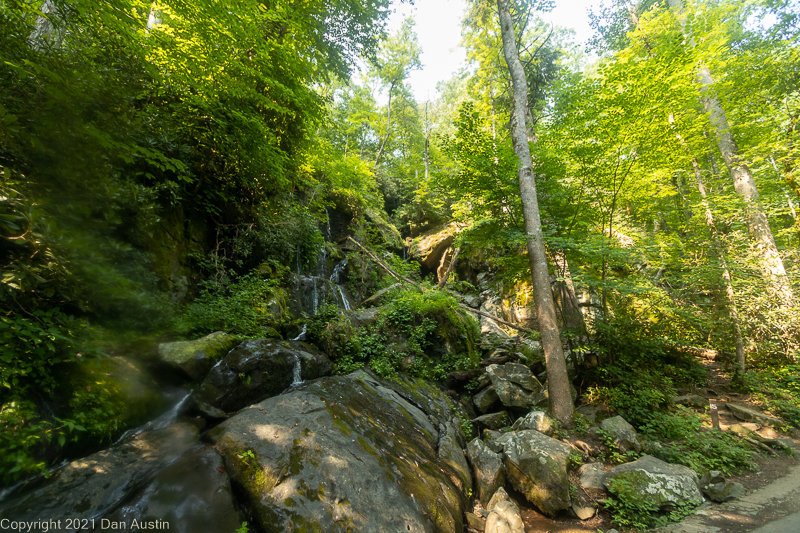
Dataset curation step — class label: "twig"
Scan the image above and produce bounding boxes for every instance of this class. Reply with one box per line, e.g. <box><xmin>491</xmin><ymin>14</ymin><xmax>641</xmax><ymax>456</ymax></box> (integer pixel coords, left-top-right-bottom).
<box><xmin>437</xmin><ymin>246</ymin><xmax>461</xmax><ymax>289</ymax></box>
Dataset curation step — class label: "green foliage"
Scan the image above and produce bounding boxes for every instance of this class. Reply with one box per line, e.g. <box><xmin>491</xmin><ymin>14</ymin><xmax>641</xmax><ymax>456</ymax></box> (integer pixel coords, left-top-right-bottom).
<box><xmin>186</xmin><ymin>274</ymin><xmax>284</xmax><ymax>337</ymax></box>
<box><xmin>603</xmin><ymin>477</ymin><xmax>698</xmax><ymax>531</ymax></box>
<box><xmin>735</xmin><ymin>367</ymin><xmax>800</xmax><ymax>429</ymax></box>
<box><xmin>308</xmin><ymin>289</ymin><xmax>480</xmax><ymax>380</ymax></box>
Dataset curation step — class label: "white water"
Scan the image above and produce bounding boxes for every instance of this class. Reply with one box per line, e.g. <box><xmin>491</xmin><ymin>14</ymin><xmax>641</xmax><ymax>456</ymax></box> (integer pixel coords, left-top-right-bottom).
<box><xmin>293</xmin><ymin>324</ymin><xmax>307</xmax><ymax>342</ymax></box>
<box><xmin>336</xmin><ymin>285</ymin><xmax>351</xmax><ymax>310</ymax></box>
<box><xmin>291</xmin><ymin>353</ymin><xmax>303</xmax><ymax>384</ymax></box>
<box><xmin>113</xmin><ymin>392</ymin><xmax>191</xmax><ymax>444</ymax></box>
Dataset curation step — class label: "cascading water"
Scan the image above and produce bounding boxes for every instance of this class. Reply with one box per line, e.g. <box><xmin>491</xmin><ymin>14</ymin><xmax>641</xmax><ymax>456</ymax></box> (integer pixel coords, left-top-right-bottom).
<box><xmin>329</xmin><ymin>259</ymin><xmax>353</xmax><ymax>310</ymax></box>
<box><xmin>113</xmin><ymin>392</ymin><xmax>191</xmax><ymax>444</ymax></box>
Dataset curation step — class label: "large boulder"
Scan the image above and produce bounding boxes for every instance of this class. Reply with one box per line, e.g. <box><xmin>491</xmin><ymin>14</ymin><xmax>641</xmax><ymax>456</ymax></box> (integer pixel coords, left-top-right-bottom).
<box><xmin>197</xmin><ymin>340</ymin><xmax>331</xmax><ymax>412</ymax></box>
<box><xmin>466</xmin><ymin>438</ymin><xmax>506</xmax><ymax>503</ymax></box>
<box><xmin>511</xmin><ymin>410</ymin><xmax>554</xmax><ymax>435</ymax></box>
<box><xmin>0</xmin><ymin>423</ymin><xmax>200</xmax><ymax>523</ymax></box>
<box><xmin>603</xmin><ymin>455</ymin><xmax>703</xmax><ymax>510</ymax></box>
<box><xmin>726</xmin><ymin>403</ymin><xmax>783</xmax><ymax>425</ymax></box>
<box><xmin>409</xmin><ymin>223</ymin><xmax>462</xmax><ymax>270</ymax></box>
<box><xmin>157</xmin><ymin>331</ymin><xmax>236</xmax><ymax>381</ymax></box>
<box><xmin>485</xmin><ymin>363</ymin><xmax>545</xmax><ymax>409</ymax></box>
<box><xmin>104</xmin><ymin>446</ymin><xmax>242</xmax><ymax>532</ymax></box>
<box><xmin>491</xmin><ymin>430</ymin><xmax>573</xmax><ymax>517</ymax></box>
<box><xmin>208</xmin><ymin>370</ymin><xmax>469</xmax><ymax>533</ymax></box>
<box><xmin>474</xmin><ymin>386</ymin><xmax>500</xmax><ymax>413</ymax></box>
<box><xmin>600</xmin><ymin>416</ymin><xmax>642</xmax><ymax>453</ymax></box>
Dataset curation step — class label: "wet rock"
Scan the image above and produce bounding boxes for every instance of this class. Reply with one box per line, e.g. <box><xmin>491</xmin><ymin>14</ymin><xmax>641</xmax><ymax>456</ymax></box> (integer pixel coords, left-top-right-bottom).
<box><xmin>726</xmin><ymin>403</ymin><xmax>783</xmax><ymax>425</ymax></box>
<box><xmin>485</xmin><ymin>500</ymin><xmax>525</xmax><ymax>533</ymax></box>
<box><xmin>0</xmin><ymin>423</ymin><xmax>199</xmax><ymax>525</ymax></box>
<box><xmin>603</xmin><ymin>455</ymin><xmax>703</xmax><ymax>510</ymax></box>
<box><xmin>510</xmin><ymin>410</ymin><xmax>553</xmax><ymax>435</ymax></box>
<box><xmin>474</xmin><ymin>386</ymin><xmax>500</xmax><ymax>413</ymax></box>
<box><xmin>485</xmin><ymin>363</ymin><xmax>545</xmax><ymax>409</ymax></box>
<box><xmin>600</xmin><ymin>416</ymin><xmax>642</xmax><ymax>453</ymax></box>
<box><xmin>208</xmin><ymin>370</ymin><xmax>467</xmax><ymax>533</ymax></box>
<box><xmin>197</xmin><ymin>340</ymin><xmax>331</xmax><ymax>412</ymax></box>
<box><xmin>157</xmin><ymin>331</ymin><xmax>235</xmax><ymax>381</ymax></box>
<box><xmin>104</xmin><ymin>447</ymin><xmax>242</xmax><ymax>532</ymax></box>
<box><xmin>466</xmin><ymin>438</ymin><xmax>505</xmax><ymax>503</ymax></box>
<box><xmin>493</xmin><ymin>430</ymin><xmax>573</xmax><ymax>517</ymax></box>
<box><xmin>473</xmin><ymin>412</ymin><xmax>511</xmax><ymax>432</ymax></box>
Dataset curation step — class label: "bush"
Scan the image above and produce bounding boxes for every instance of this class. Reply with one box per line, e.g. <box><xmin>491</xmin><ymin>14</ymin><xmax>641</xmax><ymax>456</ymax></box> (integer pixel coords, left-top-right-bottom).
<box><xmin>308</xmin><ymin>289</ymin><xmax>480</xmax><ymax>379</ymax></box>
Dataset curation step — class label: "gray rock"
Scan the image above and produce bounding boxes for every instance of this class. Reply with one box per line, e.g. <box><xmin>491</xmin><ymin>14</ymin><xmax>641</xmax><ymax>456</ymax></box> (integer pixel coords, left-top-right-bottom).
<box><xmin>699</xmin><ymin>470</ymin><xmax>725</xmax><ymax>486</ymax></box>
<box><xmin>439</xmin><ymin>419</ymin><xmax>472</xmax><ymax>492</ymax></box>
<box><xmin>702</xmin><ymin>481</ymin><xmax>746</xmax><ymax>502</ymax></box>
<box><xmin>0</xmin><ymin>423</ymin><xmax>200</xmax><ymax>524</ymax></box>
<box><xmin>579</xmin><ymin>462</ymin><xmax>609</xmax><ymax>491</ymax></box>
<box><xmin>197</xmin><ymin>339</ymin><xmax>331</xmax><ymax>412</ymax></box>
<box><xmin>158</xmin><ymin>331</ymin><xmax>234</xmax><ymax>381</ymax></box>
<box><xmin>104</xmin><ymin>447</ymin><xmax>242</xmax><ymax>532</ymax></box>
<box><xmin>463</xmin><ymin>294</ymin><xmax>482</xmax><ymax>309</ymax></box>
<box><xmin>485</xmin><ymin>363</ymin><xmax>545</xmax><ymax>409</ymax></box>
<box><xmin>672</xmin><ymin>394</ymin><xmax>708</xmax><ymax>409</ymax></box>
<box><xmin>511</xmin><ymin>410</ymin><xmax>554</xmax><ymax>435</ymax></box>
<box><xmin>474</xmin><ymin>412</ymin><xmax>511</xmax><ymax>431</ymax></box>
<box><xmin>474</xmin><ymin>386</ymin><xmax>500</xmax><ymax>413</ymax></box>
<box><xmin>726</xmin><ymin>403</ymin><xmax>783</xmax><ymax>425</ymax></box>
<box><xmin>487</xmin><ymin>487</ymin><xmax>518</xmax><ymax>514</ymax></box>
<box><xmin>603</xmin><ymin>455</ymin><xmax>703</xmax><ymax>510</ymax></box>
<box><xmin>208</xmin><ymin>370</ymin><xmax>467</xmax><ymax>533</ymax></box>
<box><xmin>466</xmin><ymin>511</ymin><xmax>486</xmax><ymax>532</ymax></box>
<box><xmin>485</xmin><ymin>500</ymin><xmax>525</xmax><ymax>533</ymax></box>
<box><xmin>600</xmin><ymin>416</ymin><xmax>642</xmax><ymax>453</ymax></box>
<box><xmin>576</xmin><ymin>404</ymin><xmax>615</xmax><ymax>425</ymax></box>
<box><xmin>497</xmin><ymin>430</ymin><xmax>573</xmax><ymax>516</ymax></box>
<box><xmin>467</xmin><ymin>438</ymin><xmax>506</xmax><ymax>503</ymax></box>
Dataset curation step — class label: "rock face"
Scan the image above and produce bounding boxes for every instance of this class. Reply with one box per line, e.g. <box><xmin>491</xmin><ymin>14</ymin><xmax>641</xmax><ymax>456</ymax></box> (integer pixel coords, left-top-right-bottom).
<box><xmin>467</xmin><ymin>438</ymin><xmax>506</xmax><ymax>503</ymax></box>
<box><xmin>157</xmin><ymin>331</ymin><xmax>235</xmax><ymax>381</ymax></box>
<box><xmin>474</xmin><ymin>412</ymin><xmax>511</xmax><ymax>431</ymax></box>
<box><xmin>0</xmin><ymin>423</ymin><xmax>200</xmax><ymax>524</ymax></box>
<box><xmin>208</xmin><ymin>370</ymin><xmax>469</xmax><ymax>533</ymax></box>
<box><xmin>485</xmin><ymin>363</ymin><xmax>545</xmax><ymax>409</ymax></box>
<box><xmin>197</xmin><ymin>340</ymin><xmax>331</xmax><ymax>412</ymax></box>
<box><xmin>410</xmin><ymin>223</ymin><xmax>461</xmax><ymax>270</ymax></box>
<box><xmin>603</xmin><ymin>455</ymin><xmax>703</xmax><ymax>510</ymax></box>
<box><xmin>104</xmin><ymin>446</ymin><xmax>242</xmax><ymax>532</ymax></box>
<box><xmin>491</xmin><ymin>430</ymin><xmax>573</xmax><ymax>517</ymax></box>
<box><xmin>600</xmin><ymin>416</ymin><xmax>642</xmax><ymax>453</ymax></box>
<box><xmin>511</xmin><ymin>410</ymin><xmax>553</xmax><ymax>435</ymax></box>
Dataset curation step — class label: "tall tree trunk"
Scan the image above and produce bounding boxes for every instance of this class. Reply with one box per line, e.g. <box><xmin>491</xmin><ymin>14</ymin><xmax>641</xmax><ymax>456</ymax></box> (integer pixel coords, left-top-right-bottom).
<box><xmin>670</xmin><ymin>115</ymin><xmax>746</xmax><ymax>374</ymax></box>
<box><xmin>497</xmin><ymin>0</ymin><xmax>573</xmax><ymax>425</ymax></box>
<box><xmin>667</xmin><ymin>0</ymin><xmax>793</xmax><ymax>307</ymax></box>
<box><xmin>374</xmin><ymin>81</ymin><xmax>395</xmax><ymax>167</ymax></box>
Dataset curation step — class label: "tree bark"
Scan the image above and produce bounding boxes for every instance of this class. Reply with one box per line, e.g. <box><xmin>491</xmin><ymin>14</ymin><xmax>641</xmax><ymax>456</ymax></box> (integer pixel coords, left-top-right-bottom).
<box><xmin>667</xmin><ymin>0</ymin><xmax>793</xmax><ymax>307</ymax></box>
<box><xmin>669</xmin><ymin>115</ymin><xmax>746</xmax><ymax>375</ymax></box>
<box><xmin>497</xmin><ymin>0</ymin><xmax>574</xmax><ymax>425</ymax></box>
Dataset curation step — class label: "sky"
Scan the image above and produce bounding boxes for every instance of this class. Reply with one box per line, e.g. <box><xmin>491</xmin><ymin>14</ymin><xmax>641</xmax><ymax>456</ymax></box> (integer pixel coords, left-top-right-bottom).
<box><xmin>385</xmin><ymin>0</ymin><xmax>597</xmax><ymax>102</ymax></box>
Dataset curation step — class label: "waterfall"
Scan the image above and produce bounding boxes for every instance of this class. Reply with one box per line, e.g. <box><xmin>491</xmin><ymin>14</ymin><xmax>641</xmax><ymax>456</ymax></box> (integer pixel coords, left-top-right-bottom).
<box><xmin>293</xmin><ymin>323</ymin><xmax>307</xmax><ymax>342</ymax></box>
<box><xmin>113</xmin><ymin>392</ymin><xmax>191</xmax><ymax>444</ymax></box>
<box><xmin>329</xmin><ymin>259</ymin><xmax>352</xmax><ymax>310</ymax></box>
<box><xmin>291</xmin><ymin>353</ymin><xmax>302</xmax><ymax>384</ymax></box>
<box><xmin>337</xmin><ymin>286</ymin><xmax>351</xmax><ymax>311</ymax></box>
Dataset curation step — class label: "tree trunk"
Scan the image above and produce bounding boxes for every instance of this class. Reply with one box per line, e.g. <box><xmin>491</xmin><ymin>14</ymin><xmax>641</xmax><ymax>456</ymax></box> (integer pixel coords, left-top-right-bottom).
<box><xmin>29</xmin><ymin>0</ymin><xmax>59</xmax><ymax>49</ymax></box>
<box><xmin>497</xmin><ymin>0</ymin><xmax>574</xmax><ymax>425</ymax></box>
<box><xmin>669</xmin><ymin>114</ymin><xmax>746</xmax><ymax>374</ymax></box>
<box><xmin>667</xmin><ymin>0</ymin><xmax>793</xmax><ymax>307</ymax></box>
<box><xmin>374</xmin><ymin>81</ymin><xmax>395</xmax><ymax>167</ymax></box>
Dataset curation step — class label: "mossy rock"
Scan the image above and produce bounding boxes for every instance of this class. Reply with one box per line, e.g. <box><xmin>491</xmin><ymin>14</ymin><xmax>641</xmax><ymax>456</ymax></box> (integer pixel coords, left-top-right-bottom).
<box><xmin>157</xmin><ymin>331</ymin><xmax>238</xmax><ymax>381</ymax></box>
<box><xmin>209</xmin><ymin>370</ymin><xmax>468</xmax><ymax>532</ymax></box>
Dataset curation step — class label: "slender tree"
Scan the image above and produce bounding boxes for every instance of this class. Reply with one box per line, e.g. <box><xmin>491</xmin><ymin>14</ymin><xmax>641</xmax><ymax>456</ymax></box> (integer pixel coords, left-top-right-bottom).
<box><xmin>496</xmin><ymin>0</ymin><xmax>573</xmax><ymax>425</ymax></box>
<box><xmin>667</xmin><ymin>0</ymin><xmax>793</xmax><ymax>307</ymax></box>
